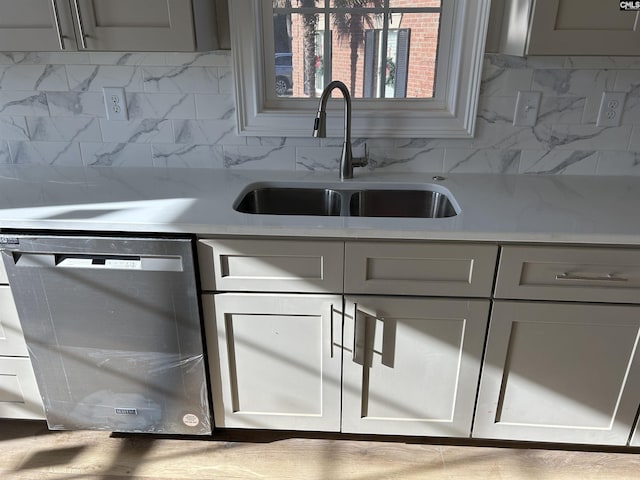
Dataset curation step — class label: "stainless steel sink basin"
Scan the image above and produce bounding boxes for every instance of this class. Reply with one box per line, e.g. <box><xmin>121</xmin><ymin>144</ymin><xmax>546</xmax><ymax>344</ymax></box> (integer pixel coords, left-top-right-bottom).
<box><xmin>234</xmin><ymin>183</ymin><xmax>459</xmax><ymax>218</ymax></box>
<box><xmin>235</xmin><ymin>187</ymin><xmax>342</xmax><ymax>216</ymax></box>
<box><xmin>349</xmin><ymin>189</ymin><xmax>457</xmax><ymax>218</ymax></box>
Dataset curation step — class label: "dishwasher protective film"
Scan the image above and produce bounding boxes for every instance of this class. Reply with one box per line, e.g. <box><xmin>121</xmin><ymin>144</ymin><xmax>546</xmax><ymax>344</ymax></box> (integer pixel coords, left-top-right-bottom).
<box><xmin>1</xmin><ymin>235</ymin><xmax>212</xmax><ymax>435</ymax></box>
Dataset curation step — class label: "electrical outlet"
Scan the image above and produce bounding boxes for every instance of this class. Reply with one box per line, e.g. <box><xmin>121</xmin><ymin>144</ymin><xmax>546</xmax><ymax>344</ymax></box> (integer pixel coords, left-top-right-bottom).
<box><xmin>513</xmin><ymin>91</ymin><xmax>541</xmax><ymax>127</ymax></box>
<box><xmin>103</xmin><ymin>87</ymin><xmax>128</xmax><ymax>121</ymax></box>
<box><xmin>596</xmin><ymin>92</ymin><xmax>626</xmax><ymax>127</ymax></box>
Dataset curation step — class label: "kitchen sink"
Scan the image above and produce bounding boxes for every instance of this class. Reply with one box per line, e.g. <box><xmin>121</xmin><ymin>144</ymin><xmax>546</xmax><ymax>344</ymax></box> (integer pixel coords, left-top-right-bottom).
<box><xmin>234</xmin><ymin>183</ymin><xmax>460</xmax><ymax>218</ymax></box>
<box><xmin>235</xmin><ymin>187</ymin><xmax>342</xmax><ymax>216</ymax></box>
<box><xmin>349</xmin><ymin>189</ymin><xmax>457</xmax><ymax>218</ymax></box>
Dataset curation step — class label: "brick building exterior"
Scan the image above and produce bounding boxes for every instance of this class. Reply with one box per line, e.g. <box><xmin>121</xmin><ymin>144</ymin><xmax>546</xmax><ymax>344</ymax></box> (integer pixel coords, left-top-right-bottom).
<box><xmin>287</xmin><ymin>1</ymin><xmax>440</xmax><ymax>99</ymax></box>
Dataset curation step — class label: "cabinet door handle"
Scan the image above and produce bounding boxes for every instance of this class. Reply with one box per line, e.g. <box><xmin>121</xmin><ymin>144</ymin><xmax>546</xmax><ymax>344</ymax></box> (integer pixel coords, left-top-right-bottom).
<box><xmin>329</xmin><ymin>303</ymin><xmax>334</xmax><ymax>359</ymax></box>
<box><xmin>353</xmin><ymin>304</ymin><xmax>366</xmax><ymax>365</ymax></box>
<box><xmin>50</xmin><ymin>0</ymin><xmax>65</xmax><ymax>50</ymax></box>
<box><xmin>352</xmin><ymin>304</ymin><xmax>357</xmax><ymax>362</ymax></box>
<box><xmin>555</xmin><ymin>272</ymin><xmax>629</xmax><ymax>283</ymax></box>
<box><xmin>72</xmin><ymin>0</ymin><xmax>87</xmax><ymax>49</ymax></box>
<box><xmin>381</xmin><ymin>317</ymin><xmax>396</xmax><ymax>368</ymax></box>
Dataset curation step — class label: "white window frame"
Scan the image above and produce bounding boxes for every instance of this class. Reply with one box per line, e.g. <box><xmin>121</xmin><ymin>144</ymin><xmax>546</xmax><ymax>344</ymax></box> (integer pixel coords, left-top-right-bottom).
<box><xmin>230</xmin><ymin>0</ymin><xmax>490</xmax><ymax>138</ymax></box>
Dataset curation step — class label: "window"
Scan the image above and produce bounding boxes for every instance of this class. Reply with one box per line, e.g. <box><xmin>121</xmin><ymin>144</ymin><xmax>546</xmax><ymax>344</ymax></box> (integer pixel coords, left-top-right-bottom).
<box><xmin>272</xmin><ymin>1</ymin><xmax>441</xmax><ymax>100</ymax></box>
<box><xmin>230</xmin><ymin>0</ymin><xmax>490</xmax><ymax>138</ymax></box>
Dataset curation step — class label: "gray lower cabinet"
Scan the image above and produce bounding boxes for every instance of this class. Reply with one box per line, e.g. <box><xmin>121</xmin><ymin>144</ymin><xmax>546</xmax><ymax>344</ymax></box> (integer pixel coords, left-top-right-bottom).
<box><xmin>205</xmin><ymin>293</ymin><xmax>343</xmax><ymax>431</ymax></box>
<box><xmin>473</xmin><ymin>301</ymin><xmax>640</xmax><ymax>446</ymax></box>
<box><xmin>0</xmin><ymin>287</ymin><xmax>28</xmax><ymax>357</ymax></box>
<box><xmin>207</xmin><ymin>293</ymin><xmax>489</xmax><ymax>436</ymax></box>
<box><xmin>0</xmin><ymin>357</ymin><xmax>45</xmax><ymax>420</ymax></box>
<box><xmin>0</xmin><ymin>0</ymin><xmax>218</xmax><ymax>52</ymax></box>
<box><xmin>342</xmin><ymin>296</ymin><xmax>489</xmax><ymax>437</ymax></box>
<box><xmin>201</xmin><ymin>237</ymin><xmax>496</xmax><ymax>436</ymax></box>
<box><xmin>0</xmin><ymin>270</ymin><xmax>44</xmax><ymax>419</ymax></box>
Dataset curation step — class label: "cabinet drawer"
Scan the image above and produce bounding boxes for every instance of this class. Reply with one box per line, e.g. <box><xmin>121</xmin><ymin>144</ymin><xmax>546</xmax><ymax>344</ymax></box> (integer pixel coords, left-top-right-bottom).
<box><xmin>0</xmin><ymin>357</ymin><xmax>45</xmax><ymax>420</ymax></box>
<box><xmin>495</xmin><ymin>245</ymin><xmax>640</xmax><ymax>303</ymax></box>
<box><xmin>199</xmin><ymin>239</ymin><xmax>344</xmax><ymax>293</ymax></box>
<box><xmin>0</xmin><ymin>286</ymin><xmax>28</xmax><ymax>357</ymax></box>
<box><xmin>344</xmin><ymin>242</ymin><xmax>498</xmax><ymax>297</ymax></box>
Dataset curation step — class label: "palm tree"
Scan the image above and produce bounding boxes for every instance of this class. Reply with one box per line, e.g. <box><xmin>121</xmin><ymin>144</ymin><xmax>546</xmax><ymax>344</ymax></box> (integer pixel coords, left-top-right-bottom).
<box><xmin>299</xmin><ymin>0</ymin><xmax>319</xmax><ymax>97</ymax></box>
<box><xmin>332</xmin><ymin>0</ymin><xmax>383</xmax><ymax>95</ymax></box>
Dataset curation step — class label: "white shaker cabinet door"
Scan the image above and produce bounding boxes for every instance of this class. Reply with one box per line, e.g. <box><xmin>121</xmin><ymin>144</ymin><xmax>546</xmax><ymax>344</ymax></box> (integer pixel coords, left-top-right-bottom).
<box><xmin>474</xmin><ymin>301</ymin><xmax>640</xmax><ymax>446</ymax></box>
<box><xmin>205</xmin><ymin>293</ymin><xmax>343</xmax><ymax>432</ymax></box>
<box><xmin>0</xmin><ymin>0</ymin><xmax>76</xmax><ymax>51</ymax></box>
<box><xmin>72</xmin><ymin>0</ymin><xmax>197</xmax><ymax>51</ymax></box>
<box><xmin>0</xmin><ymin>357</ymin><xmax>45</xmax><ymax>420</ymax></box>
<box><xmin>0</xmin><ymin>287</ymin><xmax>28</xmax><ymax>357</ymax></box>
<box><xmin>341</xmin><ymin>296</ymin><xmax>489</xmax><ymax>437</ymax></box>
<box><xmin>527</xmin><ymin>0</ymin><xmax>640</xmax><ymax>55</ymax></box>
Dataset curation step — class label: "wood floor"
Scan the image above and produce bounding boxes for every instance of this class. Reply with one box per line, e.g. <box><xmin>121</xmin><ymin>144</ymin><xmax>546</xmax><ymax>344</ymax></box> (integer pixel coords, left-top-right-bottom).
<box><xmin>1</xmin><ymin>420</ymin><xmax>640</xmax><ymax>480</ymax></box>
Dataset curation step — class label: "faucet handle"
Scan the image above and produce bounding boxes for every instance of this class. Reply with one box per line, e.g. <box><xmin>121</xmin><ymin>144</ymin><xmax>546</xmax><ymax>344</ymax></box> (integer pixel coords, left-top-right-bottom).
<box><xmin>352</xmin><ymin>143</ymin><xmax>368</xmax><ymax>168</ymax></box>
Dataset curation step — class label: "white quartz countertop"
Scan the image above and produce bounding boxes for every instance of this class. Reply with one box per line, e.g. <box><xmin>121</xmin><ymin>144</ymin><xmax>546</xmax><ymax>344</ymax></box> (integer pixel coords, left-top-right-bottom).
<box><xmin>0</xmin><ymin>166</ymin><xmax>639</xmax><ymax>245</ymax></box>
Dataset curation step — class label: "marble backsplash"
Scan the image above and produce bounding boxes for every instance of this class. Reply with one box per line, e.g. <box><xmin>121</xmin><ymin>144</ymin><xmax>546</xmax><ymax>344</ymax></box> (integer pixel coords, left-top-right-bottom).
<box><xmin>0</xmin><ymin>51</ymin><xmax>639</xmax><ymax>175</ymax></box>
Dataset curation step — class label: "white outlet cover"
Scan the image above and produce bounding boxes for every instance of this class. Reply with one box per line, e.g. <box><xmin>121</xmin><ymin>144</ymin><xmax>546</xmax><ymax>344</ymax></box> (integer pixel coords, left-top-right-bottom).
<box><xmin>596</xmin><ymin>91</ymin><xmax>626</xmax><ymax>127</ymax></box>
<box><xmin>103</xmin><ymin>87</ymin><xmax>129</xmax><ymax>121</ymax></box>
<box><xmin>513</xmin><ymin>91</ymin><xmax>542</xmax><ymax>127</ymax></box>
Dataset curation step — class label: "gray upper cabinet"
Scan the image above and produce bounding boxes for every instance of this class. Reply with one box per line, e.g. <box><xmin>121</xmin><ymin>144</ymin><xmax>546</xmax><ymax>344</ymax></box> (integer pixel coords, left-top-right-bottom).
<box><xmin>0</xmin><ymin>0</ymin><xmax>219</xmax><ymax>52</ymax></box>
<box><xmin>0</xmin><ymin>0</ymin><xmax>76</xmax><ymax>51</ymax></box>
<box><xmin>493</xmin><ymin>0</ymin><xmax>640</xmax><ymax>56</ymax></box>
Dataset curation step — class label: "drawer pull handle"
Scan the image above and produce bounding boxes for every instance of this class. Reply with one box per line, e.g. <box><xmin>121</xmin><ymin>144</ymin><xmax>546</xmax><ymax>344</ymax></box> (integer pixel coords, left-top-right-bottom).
<box><xmin>555</xmin><ymin>273</ymin><xmax>629</xmax><ymax>283</ymax></box>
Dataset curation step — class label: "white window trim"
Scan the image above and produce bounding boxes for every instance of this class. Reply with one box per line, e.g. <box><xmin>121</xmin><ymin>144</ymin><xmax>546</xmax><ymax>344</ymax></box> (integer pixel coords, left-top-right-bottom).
<box><xmin>229</xmin><ymin>0</ymin><xmax>490</xmax><ymax>138</ymax></box>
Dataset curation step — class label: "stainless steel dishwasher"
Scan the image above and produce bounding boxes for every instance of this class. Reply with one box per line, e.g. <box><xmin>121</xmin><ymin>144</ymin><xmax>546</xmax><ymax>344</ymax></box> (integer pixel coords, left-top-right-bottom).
<box><xmin>0</xmin><ymin>233</ymin><xmax>211</xmax><ymax>435</ymax></box>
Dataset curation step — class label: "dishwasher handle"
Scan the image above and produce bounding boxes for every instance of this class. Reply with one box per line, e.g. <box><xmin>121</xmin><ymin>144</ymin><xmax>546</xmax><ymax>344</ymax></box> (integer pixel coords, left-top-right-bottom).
<box><xmin>12</xmin><ymin>253</ymin><xmax>184</xmax><ymax>272</ymax></box>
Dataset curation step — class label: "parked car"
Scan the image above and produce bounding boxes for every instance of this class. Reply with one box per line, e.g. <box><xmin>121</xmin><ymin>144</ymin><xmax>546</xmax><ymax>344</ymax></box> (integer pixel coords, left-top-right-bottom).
<box><xmin>275</xmin><ymin>52</ymin><xmax>293</xmax><ymax>96</ymax></box>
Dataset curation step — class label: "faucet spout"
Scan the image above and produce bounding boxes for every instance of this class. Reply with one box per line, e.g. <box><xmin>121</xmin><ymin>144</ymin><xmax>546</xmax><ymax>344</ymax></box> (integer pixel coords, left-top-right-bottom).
<box><xmin>312</xmin><ymin>80</ymin><xmax>367</xmax><ymax>181</ymax></box>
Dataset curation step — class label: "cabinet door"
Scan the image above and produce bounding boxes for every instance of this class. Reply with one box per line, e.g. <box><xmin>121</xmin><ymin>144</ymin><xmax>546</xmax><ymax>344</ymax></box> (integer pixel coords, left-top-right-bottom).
<box><xmin>0</xmin><ymin>0</ymin><xmax>76</xmax><ymax>51</ymax></box>
<box><xmin>0</xmin><ymin>357</ymin><xmax>45</xmax><ymax>420</ymax></box>
<box><xmin>527</xmin><ymin>0</ymin><xmax>640</xmax><ymax>55</ymax></box>
<box><xmin>342</xmin><ymin>296</ymin><xmax>489</xmax><ymax>436</ymax></box>
<box><xmin>474</xmin><ymin>301</ymin><xmax>640</xmax><ymax>445</ymax></box>
<box><xmin>72</xmin><ymin>0</ymin><xmax>196</xmax><ymax>51</ymax></box>
<box><xmin>205</xmin><ymin>293</ymin><xmax>343</xmax><ymax>431</ymax></box>
<box><xmin>0</xmin><ymin>286</ymin><xmax>28</xmax><ymax>357</ymax></box>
